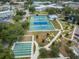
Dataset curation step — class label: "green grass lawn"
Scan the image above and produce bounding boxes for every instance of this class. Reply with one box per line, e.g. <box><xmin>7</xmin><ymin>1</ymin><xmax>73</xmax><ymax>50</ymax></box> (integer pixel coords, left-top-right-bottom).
<box><xmin>34</xmin><ymin>11</ymin><xmax>48</xmax><ymax>15</ymax></box>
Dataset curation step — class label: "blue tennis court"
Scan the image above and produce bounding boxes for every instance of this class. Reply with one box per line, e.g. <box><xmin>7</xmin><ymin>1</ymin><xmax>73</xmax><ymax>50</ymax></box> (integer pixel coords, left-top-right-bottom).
<box><xmin>34</xmin><ymin>22</ymin><xmax>48</xmax><ymax>25</ymax></box>
<box><xmin>29</xmin><ymin>15</ymin><xmax>55</xmax><ymax>31</ymax></box>
<box><xmin>12</xmin><ymin>42</ymin><xmax>32</xmax><ymax>58</ymax></box>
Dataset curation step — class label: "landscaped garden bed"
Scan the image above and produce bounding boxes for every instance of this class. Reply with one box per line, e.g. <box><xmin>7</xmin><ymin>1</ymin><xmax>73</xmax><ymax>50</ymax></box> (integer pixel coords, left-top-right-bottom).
<box><xmin>60</xmin><ymin>21</ymin><xmax>74</xmax><ymax>30</ymax></box>
<box><xmin>51</xmin><ymin>20</ymin><xmax>61</xmax><ymax>29</ymax></box>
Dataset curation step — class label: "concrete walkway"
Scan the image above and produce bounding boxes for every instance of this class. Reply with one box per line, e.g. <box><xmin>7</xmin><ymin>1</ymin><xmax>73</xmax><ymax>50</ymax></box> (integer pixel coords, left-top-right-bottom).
<box><xmin>71</xmin><ymin>25</ymin><xmax>77</xmax><ymax>40</ymax></box>
<box><xmin>32</xmin><ymin>41</ymin><xmax>39</xmax><ymax>59</ymax></box>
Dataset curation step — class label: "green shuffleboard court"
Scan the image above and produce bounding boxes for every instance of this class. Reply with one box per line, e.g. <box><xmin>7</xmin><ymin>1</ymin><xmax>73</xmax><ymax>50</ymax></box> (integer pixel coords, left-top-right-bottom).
<box><xmin>12</xmin><ymin>42</ymin><xmax>32</xmax><ymax>58</ymax></box>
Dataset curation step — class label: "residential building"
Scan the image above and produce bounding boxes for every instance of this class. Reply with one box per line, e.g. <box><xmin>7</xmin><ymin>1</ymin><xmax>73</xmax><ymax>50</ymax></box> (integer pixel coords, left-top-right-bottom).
<box><xmin>61</xmin><ymin>1</ymin><xmax>79</xmax><ymax>9</ymax></box>
<box><xmin>0</xmin><ymin>3</ymin><xmax>15</xmax><ymax>22</ymax></box>
<box><xmin>11</xmin><ymin>0</ymin><xmax>27</xmax><ymax>10</ymax></box>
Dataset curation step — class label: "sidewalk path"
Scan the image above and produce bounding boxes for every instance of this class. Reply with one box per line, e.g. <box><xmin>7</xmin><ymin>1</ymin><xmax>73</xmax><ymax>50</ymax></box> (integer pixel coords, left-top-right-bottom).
<box><xmin>71</xmin><ymin>25</ymin><xmax>77</xmax><ymax>40</ymax></box>
<box><xmin>32</xmin><ymin>41</ymin><xmax>39</xmax><ymax>59</ymax></box>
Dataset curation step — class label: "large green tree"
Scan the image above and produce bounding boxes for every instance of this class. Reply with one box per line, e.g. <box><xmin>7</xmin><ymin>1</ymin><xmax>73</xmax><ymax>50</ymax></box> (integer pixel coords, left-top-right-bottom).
<box><xmin>16</xmin><ymin>10</ymin><xmax>26</xmax><ymax>16</ymax></box>
<box><xmin>0</xmin><ymin>47</ymin><xmax>14</xmax><ymax>59</ymax></box>
<box><xmin>0</xmin><ymin>23</ymin><xmax>24</xmax><ymax>45</ymax></box>
<box><xmin>46</xmin><ymin>8</ymin><xmax>56</xmax><ymax>14</ymax></box>
<box><xmin>24</xmin><ymin>0</ymin><xmax>33</xmax><ymax>9</ymax></box>
<box><xmin>21</xmin><ymin>20</ymin><xmax>29</xmax><ymax>30</ymax></box>
<box><xmin>13</xmin><ymin>15</ymin><xmax>22</xmax><ymax>22</ymax></box>
<box><xmin>13</xmin><ymin>10</ymin><xmax>26</xmax><ymax>22</ymax></box>
<box><xmin>45</xmin><ymin>8</ymin><xmax>60</xmax><ymax>14</ymax></box>
<box><xmin>29</xmin><ymin>6</ymin><xmax>35</xmax><ymax>13</ymax></box>
<box><xmin>63</xmin><ymin>7</ymin><xmax>75</xmax><ymax>15</ymax></box>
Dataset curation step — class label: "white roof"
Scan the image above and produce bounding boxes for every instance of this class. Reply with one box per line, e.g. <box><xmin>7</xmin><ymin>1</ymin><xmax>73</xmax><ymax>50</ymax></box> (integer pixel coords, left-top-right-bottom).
<box><xmin>50</xmin><ymin>4</ymin><xmax>57</xmax><ymax>6</ymax></box>
<box><xmin>47</xmin><ymin>4</ymin><xmax>63</xmax><ymax>9</ymax></box>
<box><xmin>54</xmin><ymin>6</ymin><xmax>63</xmax><ymax>9</ymax></box>
<box><xmin>49</xmin><ymin>15</ymin><xmax>58</xmax><ymax>20</ymax></box>
<box><xmin>33</xmin><ymin>1</ymin><xmax>51</xmax><ymax>4</ymax></box>
<box><xmin>35</xmin><ymin>5</ymin><xmax>46</xmax><ymax>9</ymax></box>
<box><xmin>35</xmin><ymin>4</ymin><xmax>63</xmax><ymax>9</ymax></box>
